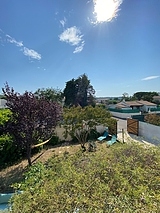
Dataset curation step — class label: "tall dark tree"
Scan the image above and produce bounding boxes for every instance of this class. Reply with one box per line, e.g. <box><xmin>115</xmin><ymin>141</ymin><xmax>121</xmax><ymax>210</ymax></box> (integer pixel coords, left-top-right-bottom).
<box><xmin>63</xmin><ymin>74</ymin><xmax>95</xmax><ymax>107</ymax></box>
<box><xmin>63</xmin><ymin>79</ymin><xmax>78</xmax><ymax>107</ymax></box>
<box><xmin>2</xmin><ymin>83</ymin><xmax>62</xmax><ymax>166</ymax></box>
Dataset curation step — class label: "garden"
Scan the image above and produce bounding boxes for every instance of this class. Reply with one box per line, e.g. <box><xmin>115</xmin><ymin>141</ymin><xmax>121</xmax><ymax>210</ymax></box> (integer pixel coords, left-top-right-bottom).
<box><xmin>0</xmin><ymin>82</ymin><xmax>160</xmax><ymax>212</ymax></box>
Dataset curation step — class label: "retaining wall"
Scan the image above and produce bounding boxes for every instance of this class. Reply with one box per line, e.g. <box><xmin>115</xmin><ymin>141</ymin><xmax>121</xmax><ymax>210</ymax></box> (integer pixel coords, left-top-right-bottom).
<box><xmin>139</xmin><ymin>122</ymin><xmax>160</xmax><ymax>146</ymax></box>
<box><xmin>110</xmin><ymin>111</ymin><xmax>140</xmax><ymax>119</ymax></box>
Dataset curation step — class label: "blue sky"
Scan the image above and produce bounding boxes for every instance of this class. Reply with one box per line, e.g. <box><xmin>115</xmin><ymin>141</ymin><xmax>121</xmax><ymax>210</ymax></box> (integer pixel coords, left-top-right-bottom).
<box><xmin>0</xmin><ymin>0</ymin><xmax>160</xmax><ymax>97</ymax></box>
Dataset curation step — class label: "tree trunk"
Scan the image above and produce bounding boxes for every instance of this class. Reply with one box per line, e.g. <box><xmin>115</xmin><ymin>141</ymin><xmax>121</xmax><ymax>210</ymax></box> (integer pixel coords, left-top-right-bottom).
<box><xmin>27</xmin><ymin>144</ymin><xmax>32</xmax><ymax>166</ymax></box>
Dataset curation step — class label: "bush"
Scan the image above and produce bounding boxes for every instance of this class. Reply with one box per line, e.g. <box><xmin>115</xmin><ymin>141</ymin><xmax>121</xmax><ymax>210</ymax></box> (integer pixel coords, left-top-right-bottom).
<box><xmin>0</xmin><ymin>134</ymin><xmax>24</xmax><ymax>170</ymax></box>
<box><xmin>11</xmin><ymin>143</ymin><xmax>160</xmax><ymax>212</ymax></box>
<box><xmin>0</xmin><ymin>109</ymin><xmax>24</xmax><ymax>170</ymax></box>
<box><xmin>47</xmin><ymin>134</ymin><xmax>60</xmax><ymax>146</ymax></box>
<box><xmin>145</xmin><ymin>114</ymin><xmax>160</xmax><ymax>126</ymax></box>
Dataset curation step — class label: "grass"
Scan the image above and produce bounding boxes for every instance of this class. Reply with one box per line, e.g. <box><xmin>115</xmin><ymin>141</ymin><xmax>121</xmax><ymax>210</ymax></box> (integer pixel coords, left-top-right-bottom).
<box><xmin>1</xmin><ymin>138</ymin><xmax>160</xmax><ymax>212</ymax></box>
<box><xmin>11</xmin><ymin>142</ymin><xmax>160</xmax><ymax>212</ymax></box>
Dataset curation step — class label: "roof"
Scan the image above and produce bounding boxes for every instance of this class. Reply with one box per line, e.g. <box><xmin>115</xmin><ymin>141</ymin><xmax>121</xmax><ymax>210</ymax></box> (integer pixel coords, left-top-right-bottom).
<box><xmin>153</xmin><ymin>96</ymin><xmax>160</xmax><ymax>100</ymax></box>
<box><xmin>125</xmin><ymin>101</ymin><xmax>143</xmax><ymax>106</ymax></box>
<box><xmin>137</xmin><ymin>100</ymin><xmax>157</xmax><ymax>106</ymax></box>
<box><xmin>115</xmin><ymin>100</ymin><xmax>156</xmax><ymax>108</ymax></box>
<box><xmin>116</xmin><ymin>103</ymin><xmax>130</xmax><ymax>108</ymax></box>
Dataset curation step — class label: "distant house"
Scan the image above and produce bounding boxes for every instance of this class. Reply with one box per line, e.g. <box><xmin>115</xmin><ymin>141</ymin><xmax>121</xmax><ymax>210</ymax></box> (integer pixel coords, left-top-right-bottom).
<box><xmin>115</xmin><ymin>100</ymin><xmax>157</xmax><ymax>112</ymax></box>
<box><xmin>0</xmin><ymin>99</ymin><xmax>7</xmax><ymax>109</ymax></box>
<box><xmin>153</xmin><ymin>96</ymin><xmax>160</xmax><ymax>103</ymax></box>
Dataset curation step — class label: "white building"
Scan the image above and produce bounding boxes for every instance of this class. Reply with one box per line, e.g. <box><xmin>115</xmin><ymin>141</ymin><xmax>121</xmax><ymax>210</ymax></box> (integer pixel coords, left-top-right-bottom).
<box><xmin>0</xmin><ymin>99</ymin><xmax>7</xmax><ymax>108</ymax></box>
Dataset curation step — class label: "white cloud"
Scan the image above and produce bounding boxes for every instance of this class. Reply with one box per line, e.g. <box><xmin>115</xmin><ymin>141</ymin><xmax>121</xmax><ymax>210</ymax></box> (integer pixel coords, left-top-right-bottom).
<box><xmin>73</xmin><ymin>41</ymin><xmax>85</xmax><ymax>53</ymax></box>
<box><xmin>59</xmin><ymin>26</ymin><xmax>85</xmax><ymax>53</ymax></box>
<box><xmin>4</xmin><ymin>33</ymin><xmax>42</xmax><ymax>60</ymax></box>
<box><xmin>59</xmin><ymin>26</ymin><xmax>82</xmax><ymax>45</ymax></box>
<box><xmin>141</xmin><ymin>76</ymin><xmax>160</xmax><ymax>81</ymax></box>
<box><xmin>23</xmin><ymin>47</ymin><xmax>41</xmax><ymax>60</ymax></box>
<box><xmin>60</xmin><ymin>17</ymin><xmax>67</xmax><ymax>28</ymax></box>
<box><xmin>6</xmin><ymin>34</ymin><xmax>23</xmax><ymax>47</ymax></box>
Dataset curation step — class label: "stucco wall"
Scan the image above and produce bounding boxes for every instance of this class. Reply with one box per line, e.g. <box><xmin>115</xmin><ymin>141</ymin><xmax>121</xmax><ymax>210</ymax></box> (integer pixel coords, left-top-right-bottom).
<box><xmin>142</xmin><ymin>105</ymin><xmax>157</xmax><ymax>112</ymax></box>
<box><xmin>55</xmin><ymin>125</ymin><xmax>107</xmax><ymax>141</ymax></box>
<box><xmin>139</xmin><ymin>122</ymin><xmax>160</xmax><ymax>145</ymax></box>
<box><xmin>110</xmin><ymin>111</ymin><xmax>140</xmax><ymax>119</ymax></box>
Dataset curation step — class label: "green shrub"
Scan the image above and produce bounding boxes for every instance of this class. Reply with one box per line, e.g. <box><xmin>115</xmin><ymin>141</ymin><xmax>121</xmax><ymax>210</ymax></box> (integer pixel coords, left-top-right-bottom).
<box><xmin>11</xmin><ymin>143</ymin><xmax>160</xmax><ymax>212</ymax></box>
<box><xmin>0</xmin><ymin>109</ymin><xmax>24</xmax><ymax>170</ymax></box>
<box><xmin>47</xmin><ymin>134</ymin><xmax>60</xmax><ymax>146</ymax></box>
<box><xmin>0</xmin><ymin>134</ymin><xmax>24</xmax><ymax>170</ymax></box>
<box><xmin>0</xmin><ymin>109</ymin><xmax>12</xmax><ymax>126</ymax></box>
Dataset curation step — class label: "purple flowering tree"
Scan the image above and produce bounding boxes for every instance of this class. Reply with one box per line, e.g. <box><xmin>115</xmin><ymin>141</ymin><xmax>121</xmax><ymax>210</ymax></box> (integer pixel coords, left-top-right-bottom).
<box><xmin>2</xmin><ymin>83</ymin><xmax>62</xmax><ymax>166</ymax></box>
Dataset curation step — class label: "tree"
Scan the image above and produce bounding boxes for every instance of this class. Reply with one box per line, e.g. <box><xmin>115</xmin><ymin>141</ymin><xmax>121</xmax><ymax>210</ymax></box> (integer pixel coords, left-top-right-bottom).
<box><xmin>2</xmin><ymin>83</ymin><xmax>62</xmax><ymax>166</ymax></box>
<box><xmin>122</xmin><ymin>92</ymin><xmax>131</xmax><ymax>101</ymax></box>
<box><xmin>34</xmin><ymin>87</ymin><xmax>63</xmax><ymax>103</ymax></box>
<box><xmin>63</xmin><ymin>74</ymin><xmax>95</xmax><ymax>107</ymax></box>
<box><xmin>63</xmin><ymin>105</ymin><xmax>116</xmax><ymax>150</ymax></box>
<box><xmin>133</xmin><ymin>92</ymin><xmax>158</xmax><ymax>102</ymax></box>
<box><xmin>63</xmin><ymin>79</ymin><xmax>78</xmax><ymax>107</ymax></box>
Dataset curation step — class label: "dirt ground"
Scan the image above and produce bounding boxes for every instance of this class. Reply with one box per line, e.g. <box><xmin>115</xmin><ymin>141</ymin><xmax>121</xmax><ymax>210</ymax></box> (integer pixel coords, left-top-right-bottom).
<box><xmin>0</xmin><ymin>142</ymin><xmax>81</xmax><ymax>193</ymax></box>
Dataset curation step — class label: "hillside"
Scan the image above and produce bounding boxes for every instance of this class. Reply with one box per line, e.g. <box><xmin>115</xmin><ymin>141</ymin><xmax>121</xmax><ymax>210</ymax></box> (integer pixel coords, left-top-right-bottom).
<box><xmin>1</xmin><ymin>141</ymin><xmax>159</xmax><ymax>213</ymax></box>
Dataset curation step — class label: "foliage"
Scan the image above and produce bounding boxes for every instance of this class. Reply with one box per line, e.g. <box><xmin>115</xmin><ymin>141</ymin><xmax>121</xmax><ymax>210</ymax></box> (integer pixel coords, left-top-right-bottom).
<box><xmin>47</xmin><ymin>134</ymin><xmax>61</xmax><ymax>146</ymax></box>
<box><xmin>145</xmin><ymin>114</ymin><xmax>160</xmax><ymax>126</ymax></box>
<box><xmin>0</xmin><ymin>109</ymin><xmax>22</xmax><ymax>170</ymax></box>
<box><xmin>0</xmin><ymin>134</ymin><xmax>24</xmax><ymax>170</ymax></box>
<box><xmin>34</xmin><ymin>87</ymin><xmax>63</xmax><ymax>103</ymax></box>
<box><xmin>11</xmin><ymin>143</ymin><xmax>160</xmax><ymax>212</ymax></box>
<box><xmin>133</xmin><ymin>92</ymin><xmax>158</xmax><ymax>102</ymax></box>
<box><xmin>0</xmin><ymin>94</ymin><xmax>5</xmax><ymax>99</ymax></box>
<box><xmin>63</xmin><ymin>106</ymin><xmax>116</xmax><ymax>149</ymax></box>
<box><xmin>0</xmin><ymin>109</ymin><xmax>12</xmax><ymax>126</ymax></box>
<box><xmin>0</xmin><ymin>109</ymin><xmax>12</xmax><ymax>136</ymax></box>
<box><xmin>63</xmin><ymin>74</ymin><xmax>95</xmax><ymax>107</ymax></box>
<box><xmin>122</xmin><ymin>92</ymin><xmax>129</xmax><ymax>100</ymax></box>
<box><xmin>2</xmin><ymin>83</ymin><xmax>62</xmax><ymax>166</ymax></box>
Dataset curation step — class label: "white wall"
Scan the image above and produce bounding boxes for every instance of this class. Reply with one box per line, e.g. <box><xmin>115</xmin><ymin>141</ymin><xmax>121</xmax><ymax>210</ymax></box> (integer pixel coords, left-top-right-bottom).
<box><xmin>139</xmin><ymin>122</ymin><xmax>160</xmax><ymax>145</ymax></box>
<box><xmin>55</xmin><ymin>125</ymin><xmax>107</xmax><ymax>141</ymax></box>
<box><xmin>142</xmin><ymin>105</ymin><xmax>157</xmax><ymax>112</ymax></box>
<box><xmin>0</xmin><ymin>99</ymin><xmax>7</xmax><ymax>108</ymax></box>
<box><xmin>110</xmin><ymin>111</ymin><xmax>140</xmax><ymax>119</ymax></box>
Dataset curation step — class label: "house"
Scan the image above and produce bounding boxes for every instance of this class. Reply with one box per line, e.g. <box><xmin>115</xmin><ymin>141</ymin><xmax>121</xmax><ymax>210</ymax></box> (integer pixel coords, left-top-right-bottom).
<box><xmin>115</xmin><ymin>100</ymin><xmax>157</xmax><ymax>112</ymax></box>
<box><xmin>153</xmin><ymin>96</ymin><xmax>160</xmax><ymax>103</ymax></box>
<box><xmin>0</xmin><ymin>99</ymin><xmax>7</xmax><ymax>109</ymax></box>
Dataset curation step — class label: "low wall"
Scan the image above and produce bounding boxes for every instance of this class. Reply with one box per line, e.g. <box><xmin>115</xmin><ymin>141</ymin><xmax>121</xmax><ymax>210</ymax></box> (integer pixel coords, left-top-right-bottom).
<box><xmin>55</xmin><ymin>125</ymin><xmax>107</xmax><ymax>141</ymax></box>
<box><xmin>139</xmin><ymin>122</ymin><xmax>160</xmax><ymax>146</ymax></box>
<box><xmin>55</xmin><ymin>126</ymin><xmax>72</xmax><ymax>141</ymax></box>
<box><xmin>110</xmin><ymin>111</ymin><xmax>140</xmax><ymax>119</ymax></box>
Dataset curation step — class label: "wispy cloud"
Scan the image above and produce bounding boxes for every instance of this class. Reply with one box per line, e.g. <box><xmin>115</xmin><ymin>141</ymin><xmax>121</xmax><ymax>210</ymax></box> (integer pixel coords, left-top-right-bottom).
<box><xmin>22</xmin><ymin>47</ymin><xmax>41</xmax><ymax>60</ymax></box>
<box><xmin>0</xmin><ymin>30</ymin><xmax>41</xmax><ymax>61</ymax></box>
<box><xmin>6</xmin><ymin>34</ymin><xmax>23</xmax><ymax>47</ymax></box>
<box><xmin>73</xmin><ymin>41</ymin><xmax>85</xmax><ymax>54</ymax></box>
<box><xmin>60</xmin><ymin>17</ymin><xmax>67</xmax><ymax>28</ymax></box>
<box><xmin>141</xmin><ymin>76</ymin><xmax>160</xmax><ymax>81</ymax></box>
<box><xmin>59</xmin><ymin>26</ymin><xmax>85</xmax><ymax>53</ymax></box>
